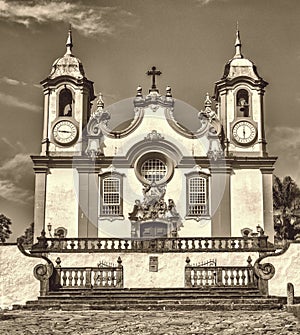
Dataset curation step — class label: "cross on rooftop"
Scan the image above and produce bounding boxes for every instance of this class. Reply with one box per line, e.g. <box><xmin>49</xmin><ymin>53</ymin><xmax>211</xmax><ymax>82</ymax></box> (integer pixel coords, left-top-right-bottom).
<box><xmin>147</xmin><ymin>66</ymin><xmax>162</xmax><ymax>93</ymax></box>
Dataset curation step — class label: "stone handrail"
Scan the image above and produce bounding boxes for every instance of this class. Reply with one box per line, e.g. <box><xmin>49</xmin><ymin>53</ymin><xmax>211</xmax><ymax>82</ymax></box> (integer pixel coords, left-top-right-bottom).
<box><xmin>31</xmin><ymin>234</ymin><xmax>273</xmax><ymax>253</ymax></box>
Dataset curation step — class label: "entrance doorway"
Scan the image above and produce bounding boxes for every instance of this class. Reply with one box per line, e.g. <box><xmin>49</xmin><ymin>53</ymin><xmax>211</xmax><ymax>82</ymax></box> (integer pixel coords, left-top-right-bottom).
<box><xmin>140</xmin><ymin>222</ymin><xmax>168</xmax><ymax>238</ymax></box>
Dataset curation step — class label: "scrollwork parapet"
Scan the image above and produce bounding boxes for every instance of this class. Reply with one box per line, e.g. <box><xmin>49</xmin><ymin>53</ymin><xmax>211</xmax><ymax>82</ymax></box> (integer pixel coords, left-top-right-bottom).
<box><xmin>254</xmin><ymin>262</ymin><xmax>275</xmax><ymax>280</ymax></box>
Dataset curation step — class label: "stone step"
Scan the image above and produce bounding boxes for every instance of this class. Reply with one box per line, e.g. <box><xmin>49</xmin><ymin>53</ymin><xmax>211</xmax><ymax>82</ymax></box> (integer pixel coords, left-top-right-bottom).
<box><xmin>21</xmin><ymin>302</ymin><xmax>283</xmax><ymax>311</ymax></box>
<box><xmin>48</xmin><ymin>287</ymin><xmax>262</xmax><ymax>296</ymax></box>
<box><xmin>29</xmin><ymin>297</ymin><xmax>282</xmax><ymax>305</ymax></box>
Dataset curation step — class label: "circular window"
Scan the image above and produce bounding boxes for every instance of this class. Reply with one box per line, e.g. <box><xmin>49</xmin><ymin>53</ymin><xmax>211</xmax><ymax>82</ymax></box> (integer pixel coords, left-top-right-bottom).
<box><xmin>141</xmin><ymin>159</ymin><xmax>167</xmax><ymax>183</ymax></box>
<box><xmin>135</xmin><ymin>152</ymin><xmax>174</xmax><ymax>185</ymax></box>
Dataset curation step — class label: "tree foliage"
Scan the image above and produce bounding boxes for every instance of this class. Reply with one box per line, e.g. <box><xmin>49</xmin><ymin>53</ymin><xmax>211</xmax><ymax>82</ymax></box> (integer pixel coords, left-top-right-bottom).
<box><xmin>18</xmin><ymin>222</ymin><xmax>34</xmax><ymax>247</ymax></box>
<box><xmin>273</xmin><ymin>175</ymin><xmax>300</xmax><ymax>241</ymax></box>
<box><xmin>0</xmin><ymin>214</ymin><xmax>12</xmax><ymax>243</ymax></box>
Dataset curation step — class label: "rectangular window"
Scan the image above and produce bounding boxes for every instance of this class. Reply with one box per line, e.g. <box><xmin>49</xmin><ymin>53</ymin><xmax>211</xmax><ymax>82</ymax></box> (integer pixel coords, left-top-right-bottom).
<box><xmin>102</xmin><ymin>177</ymin><xmax>121</xmax><ymax>216</ymax></box>
<box><xmin>188</xmin><ymin>177</ymin><xmax>208</xmax><ymax>216</ymax></box>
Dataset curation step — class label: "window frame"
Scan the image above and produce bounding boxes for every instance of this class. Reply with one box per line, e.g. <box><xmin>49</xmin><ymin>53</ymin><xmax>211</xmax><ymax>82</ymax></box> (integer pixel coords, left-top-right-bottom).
<box><xmin>185</xmin><ymin>172</ymin><xmax>210</xmax><ymax>219</ymax></box>
<box><xmin>99</xmin><ymin>172</ymin><xmax>124</xmax><ymax>219</ymax></box>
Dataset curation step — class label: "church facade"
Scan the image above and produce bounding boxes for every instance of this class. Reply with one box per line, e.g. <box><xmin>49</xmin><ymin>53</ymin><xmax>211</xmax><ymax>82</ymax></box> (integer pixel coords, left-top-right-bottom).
<box><xmin>32</xmin><ymin>28</ymin><xmax>276</xmax><ymax>243</ymax></box>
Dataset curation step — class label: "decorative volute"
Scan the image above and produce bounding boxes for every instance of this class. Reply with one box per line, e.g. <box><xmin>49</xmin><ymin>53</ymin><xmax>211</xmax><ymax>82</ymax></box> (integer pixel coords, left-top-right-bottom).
<box><xmin>48</xmin><ymin>26</ymin><xmax>85</xmax><ymax>79</ymax></box>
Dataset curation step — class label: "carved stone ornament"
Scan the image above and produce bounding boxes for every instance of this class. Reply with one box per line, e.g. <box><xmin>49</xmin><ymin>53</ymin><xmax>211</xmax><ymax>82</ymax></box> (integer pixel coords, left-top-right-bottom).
<box><xmin>33</xmin><ymin>263</ymin><xmax>53</xmax><ymax>281</ymax></box>
<box><xmin>207</xmin><ymin>133</ymin><xmax>224</xmax><ymax>161</ymax></box>
<box><xmin>254</xmin><ymin>262</ymin><xmax>275</xmax><ymax>280</ymax></box>
<box><xmin>144</xmin><ymin>130</ymin><xmax>164</xmax><ymax>141</ymax></box>
<box><xmin>128</xmin><ymin>183</ymin><xmax>179</xmax><ymax>222</ymax></box>
<box><xmin>85</xmin><ymin>96</ymin><xmax>111</xmax><ymax>158</ymax></box>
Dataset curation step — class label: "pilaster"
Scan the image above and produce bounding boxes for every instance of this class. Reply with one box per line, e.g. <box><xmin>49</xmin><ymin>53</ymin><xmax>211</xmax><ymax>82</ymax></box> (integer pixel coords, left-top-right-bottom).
<box><xmin>261</xmin><ymin>167</ymin><xmax>275</xmax><ymax>242</ymax></box>
<box><xmin>33</xmin><ymin>166</ymin><xmax>48</xmax><ymax>242</ymax></box>
<box><xmin>210</xmin><ymin>165</ymin><xmax>232</xmax><ymax>236</ymax></box>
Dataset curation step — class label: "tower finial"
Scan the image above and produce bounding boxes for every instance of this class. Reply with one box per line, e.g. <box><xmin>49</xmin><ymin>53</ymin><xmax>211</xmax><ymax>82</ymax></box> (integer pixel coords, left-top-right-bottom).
<box><xmin>65</xmin><ymin>24</ymin><xmax>73</xmax><ymax>55</ymax></box>
<box><xmin>233</xmin><ymin>23</ymin><xmax>243</xmax><ymax>59</ymax></box>
<box><xmin>97</xmin><ymin>92</ymin><xmax>104</xmax><ymax>109</ymax></box>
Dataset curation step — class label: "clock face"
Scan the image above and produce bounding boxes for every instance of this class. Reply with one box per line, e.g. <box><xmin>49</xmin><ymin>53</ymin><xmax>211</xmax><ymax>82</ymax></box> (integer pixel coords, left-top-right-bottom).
<box><xmin>232</xmin><ymin>121</ymin><xmax>257</xmax><ymax>145</ymax></box>
<box><xmin>53</xmin><ymin>120</ymin><xmax>78</xmax><ymax>145</ymax></box>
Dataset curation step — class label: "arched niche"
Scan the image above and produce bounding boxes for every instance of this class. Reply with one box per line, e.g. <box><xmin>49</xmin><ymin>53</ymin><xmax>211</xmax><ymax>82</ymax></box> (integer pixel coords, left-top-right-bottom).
<box><xmin>59</xmin><ymin>88</ymin><xmax>73</xmax><ymax>117</ymax></box>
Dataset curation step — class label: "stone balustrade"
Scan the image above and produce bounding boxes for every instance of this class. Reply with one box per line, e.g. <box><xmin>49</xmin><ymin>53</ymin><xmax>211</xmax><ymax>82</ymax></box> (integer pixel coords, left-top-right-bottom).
<box><xmin>51</xmin><ymin>257</ymin><xmax>123</xmax><ymax>290</ymax></box>
<box><xmin>185</xmin><ymin>257</ymin><xmax>257</xmax><ymax>288</ymax></box>
<box><xmin>31</xmin><ymin>234</ymin><xmax>272</xmax><ymax>253</ymax></box>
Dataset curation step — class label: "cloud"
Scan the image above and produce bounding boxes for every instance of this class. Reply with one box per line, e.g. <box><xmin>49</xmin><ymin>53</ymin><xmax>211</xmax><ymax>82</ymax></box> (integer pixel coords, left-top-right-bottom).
<box><xmin>0</xmin><ymin>0</ymin><xmax>134</xmax><ymax>37</ymax></box>
<box><xmin>0</xmin><ymin>76</ymin><xmax>27</xmax><ymax>86</ymax></box>
<box><xmin>267</xmin><ymin>126</ymin><xmax>300</xmax><ymax>185</ymax></box>
<box><xmin>0</xmin><ymin>91</ymin><xmax>41</xmax><ymax>112</ymax></box>
<box><xmin>0</xmin><ymin>153</ymin><xmax>34</xmax><ymax>205</ymax></box>
<box><xmin>196</xmin><ymin>0</ymin><xmax>226</xmax><ymax>5</ymax></box>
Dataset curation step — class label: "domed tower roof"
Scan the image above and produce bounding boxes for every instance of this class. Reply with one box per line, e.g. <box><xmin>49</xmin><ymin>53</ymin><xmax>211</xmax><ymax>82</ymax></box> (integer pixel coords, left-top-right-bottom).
<box><xmin>222</xmin><ymin>29</ymin><xmax>262</xmax><ymax>81</ymax></box>
<box><xmin>48</xmin><ymin>26</ymin><xmax>85</xmax><ymax>80</ymax></box>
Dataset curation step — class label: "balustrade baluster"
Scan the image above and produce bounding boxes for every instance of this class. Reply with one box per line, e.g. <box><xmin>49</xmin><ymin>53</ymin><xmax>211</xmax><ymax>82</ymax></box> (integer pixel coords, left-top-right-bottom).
<box><xmin>97</xmin><ymin>240</ymin><xmax>102</xmax><ymax>250</ymax></box>
<box><xmin>178</xmin><ymin>239</ymin><xmax>182</xmax><ymax>250</ymax></box>
<box><xmin>124</xmin><ymin>240</ymin><xmax>129</xmax><ymax>250</ymax></box>
<box><xmin>218</xmin><ymin>239</ymin><xmax>223</xmax><ymax>249</ymax></box>
<box><xmin>105</xmin><ymin>240</ymin><xmax>108</xmax><ymax>250</ymax></box>
<box><xmin>191</xmin><ymin>238</ymin><xmax>195</xmax><ymax>250</ymax></box>
<box><xmin>67</xmin><ymin>271</ymin><xmax>73</xmax><ymax>287</ymax></box>
<box><xmin>230</xmin><ymin>269</ymin><xmax>235</xmax><ymax>286</ymax></box>
<box><xmin>230</xmin><ymin>239</ymin><xmax>236</xmax><ymax>249</ymax></box>
<box><xmin>111</xmin><ymin>239</ymin><xmax>115</xmax><ymax>250</ymax></box>
<box><xmin>244</xmin><ymin>239</ymin><xmax>248</xmax><ymax>249</ymax></box>
<box><xmin>77</xmin><ymin>240</ymin><xmax>82</xmax><ymax>250</ymax></box>
<box><xmin>224</xmin><ymin>269</ymin><xmax>229</xmax><ymax>286</ymax></box>
<box><xmin>237</xmin><ymin>239</ymin><xmax>242</xmax><ymax>249</ymax></box>
<box><xmin>62</xmin><ymin>270</ymin><xmax>67</xmax><ymax>287</ymax></box>
<box><xmin>118</xmin><ymin>240</ymin><xmax>122</xmax><ymax>250</ymax></box>
<box><xmin>79</xmin><ymin>270</ymin><xmax>85</xmax><ymax>286</ymax></box>
<box><xmin>74</xmin><ymin>270</ymin><xmax>78</xmax><ymax>286</ymax></box>
<box><xmin>200</xmin><ymin>270</ymin><xmax>205</xmax><ymax>286</ymax></box>
<box><xmin>236</xmin><ymin>269</ymin><xmax>241</xmax><ymax>286</ymax></box>
<box><xmin>211</xmin><ymin>239</ymin><xmax>216</xmax><ymax>250</ymax></box>
<box><xmin>204</xmin><ymin>239</ymin><xmax>209</xmax><ymax>249</ymax></box>
<box><xmin>94</xmin><ymin>270</ymin><xmax>100</xmax><ymax>287</ymax></box>
<box><xmin>70</xmin><ymin>239</ymin><xmax>75</xmax><ymax>250</ymax></box>
<box><xmin>85</xmin><ymin>268</ymin><xmax>92</xmax><ymax>288</ymax></box>
<box><xmin>241</xmin><ymin>269</ymin><xmax>246</xmax><ymax>286</ymax></box>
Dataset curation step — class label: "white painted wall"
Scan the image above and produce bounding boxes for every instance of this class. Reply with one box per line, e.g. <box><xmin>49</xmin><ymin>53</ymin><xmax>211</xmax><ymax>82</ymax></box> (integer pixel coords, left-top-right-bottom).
<box><xmin>45</xmin><ymin>168</ymin><xmax>78</xmax><ymax>237</ymax></box>
<box><xmin>0</xmin><ymin>245</ymin><xmax>40</xmax><ymax>309</ymax></box>
<box><xmin>231</xmin><ymin>169</ymin><xmax>263</xmax><ymax>235</ymax></box>
<box><xmin>265</xmin><ymin>242</ymin><xmax>300</xmax><ymax>297</ymax></box>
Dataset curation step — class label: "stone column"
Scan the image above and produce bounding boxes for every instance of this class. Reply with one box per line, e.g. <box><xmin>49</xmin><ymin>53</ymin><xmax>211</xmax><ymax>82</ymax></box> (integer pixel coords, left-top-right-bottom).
<box><xmin>210</xmin><ymin>165</ymin><xmax>232</xmax><ymax>237</ymax></box>
<box><xmin>261</xmin><ymin>167</ymin><xmax>274</xmax><ymax>243</ymax></box>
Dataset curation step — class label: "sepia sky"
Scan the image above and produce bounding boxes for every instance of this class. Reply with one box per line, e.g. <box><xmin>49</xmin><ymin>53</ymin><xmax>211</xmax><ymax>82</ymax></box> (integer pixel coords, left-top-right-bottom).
<box><xmin>0</xmin><ymin>0</ymin><xmax>300</xmax><ymax>240</ymax></box>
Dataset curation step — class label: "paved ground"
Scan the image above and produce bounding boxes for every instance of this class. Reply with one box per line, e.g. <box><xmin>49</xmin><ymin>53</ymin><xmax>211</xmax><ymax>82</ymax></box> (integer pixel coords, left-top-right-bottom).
<box><xmin>0</xmin><ymin>309</ymin><xmax>299</xmax><ymax>334</ymax></box>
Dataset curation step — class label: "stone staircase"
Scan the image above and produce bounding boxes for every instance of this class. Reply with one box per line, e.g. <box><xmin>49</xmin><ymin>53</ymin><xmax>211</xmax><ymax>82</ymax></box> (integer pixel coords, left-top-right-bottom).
<box><xmin>20</xmin><ymin>287</ymin><xmax>284</xmax><ymax>311</ymax></box>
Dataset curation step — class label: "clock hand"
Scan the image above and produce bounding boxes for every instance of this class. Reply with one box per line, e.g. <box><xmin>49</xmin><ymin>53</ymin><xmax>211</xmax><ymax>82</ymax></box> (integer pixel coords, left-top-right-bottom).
<box><xmin>243</xmin><ymin>126</ymin><xmax>246</xmax><ymax>138</ymax></box>
<box><xmin>58</xmin><ymin>130</ymin><xmax>72</xmax><ymax>134</ymax></box>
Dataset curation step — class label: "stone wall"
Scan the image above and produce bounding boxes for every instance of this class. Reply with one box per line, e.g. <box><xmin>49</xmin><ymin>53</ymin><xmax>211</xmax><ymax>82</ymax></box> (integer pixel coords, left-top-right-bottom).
<box><xmin>1</xmin><ymin>242</ymin><xmax>300</xmax><ymax>309</ymax></box>
<box><xmin>265</xmin><ymin>242</ymin><xmax>300</xmax><ymax>297</ymax></box>
<box><xmin>49</xmin><ymin>251</ymin><xmax>258</xmax><ymax>288</ymax></box>
<box><xmin>0</xmin><ymin>245</ymin><xmax>41</xmax><ymax>309</ymax></box>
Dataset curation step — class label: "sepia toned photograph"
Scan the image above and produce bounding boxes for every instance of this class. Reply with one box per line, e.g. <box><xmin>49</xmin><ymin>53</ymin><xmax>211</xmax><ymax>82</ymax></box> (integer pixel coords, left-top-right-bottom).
<box><xmin>0</xmin><ymin>0</ymin><xmax>299</xmax><ymax>333</ymax></box>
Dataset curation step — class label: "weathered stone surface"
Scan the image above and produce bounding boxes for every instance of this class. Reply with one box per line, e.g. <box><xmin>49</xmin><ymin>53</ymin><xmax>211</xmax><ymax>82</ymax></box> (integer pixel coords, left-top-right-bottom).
<box><xmin>0</xmin><ymin>310</ymin><xmax>299</xmax><ymax>335</ymax></box>
<box><xmin>0</xmin><ymin>245</ymin><xmax>40</xmax><ymax>309</ymax></box>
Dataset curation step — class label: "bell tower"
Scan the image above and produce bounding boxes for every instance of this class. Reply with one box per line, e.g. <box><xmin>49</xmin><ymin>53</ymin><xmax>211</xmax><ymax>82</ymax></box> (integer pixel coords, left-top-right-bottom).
<box><xmin>40</xmin><ymin>27</ymin><xmax>95</xmax><ymax>155</ymax></box>
<box><xmin>33</xmin><ymin>27</ymin><xmax>96</xmax><ymax>241</ymax></box>
<box><xmin>214</xmin><ymin>29</ymin><xmax>268</xmax><ymax>157</ymax></box>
